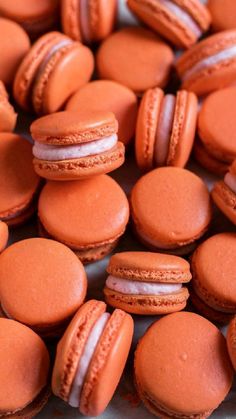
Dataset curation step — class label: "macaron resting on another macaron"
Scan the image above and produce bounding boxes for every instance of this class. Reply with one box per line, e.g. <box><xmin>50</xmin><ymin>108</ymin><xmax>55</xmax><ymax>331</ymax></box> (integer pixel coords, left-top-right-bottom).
<box><xmin>52</xmin><ymin>299</ymin><xmax>134</xmax><ymax>416</ymax></box>
<box><xmin>212</xmin><ymin>160</ymin><xmax>236</xmax><ymax>226</ymax></box>
<box><xmin>176</xmin><ymin>29</ymin><xmax>236</xmax><ymax>96</ymax></box>
<box><xmin>135</xmin><ymin>87</ymin><xmax>198</xmax><ymax>172</ymax></box>
<box><xmin>127</xmin><ymin>0</ymin><xmax>211</xmax><ymax>48</ymax></box>
<box><xmin>14</xmin><ymin>31</ymin><xmax>94</xmax><ymax>115</ymax></box>
<box><xmin>104</xmin><ymin>251</ymin><xmax>191</xmax><ymax>315</ymax></box>
<box><xmin>0</xmin><ymin>81</ymin><xmax>17</xmax><ymax>133</ymax></box>
<box><xmin>31</xmin><ymin>110</ymin><xmax>125</xmax><ymax>180</ymax></box>
<box><xmin>38</xmin><ymin>175</ymin><xmax>130</xmax><ymax>263</ymax></box>
<box><xmin>61</xmin><ymin>0</ymin><xmax>117</xmax><ymax>44</ymax></box>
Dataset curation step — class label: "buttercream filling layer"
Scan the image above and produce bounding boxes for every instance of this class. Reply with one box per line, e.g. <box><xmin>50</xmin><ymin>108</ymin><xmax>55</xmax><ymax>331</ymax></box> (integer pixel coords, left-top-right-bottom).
<box><xmin>159</xmin><ymin>0</ymin><xmax>202</xmax><ymax>37</ymax></box>
<box><xmin>224</xmin><ymin>172</ymin><xmax>236</xmax><ymax>194</ymax></box>
<box><xmin>106</xmin><ymin>275</ymin><xmax>182</xmax><ymax>295</ymax></box>
<box><xmin>68</xmin><ymin>312</ymin><xmax>110</xmax><ymax>408</ymax></box>
<box><xmin>80</xmin><ymin>0</ymin><xmax>91</xmax><ymax>44</ymax></box>
<box><xmin>183</xmin><ymin>45</ymin><xmax>236</xmax><ymax>81</ymax></box>
<box><xmin>154</xmin><ymin>94</ymin><xmax>176</xmax><ymax>167</ymax></box>
<box><xmin>33</xmin><ymin>134</ymin><xmax>117</xmax><ymax>161</ymax></box>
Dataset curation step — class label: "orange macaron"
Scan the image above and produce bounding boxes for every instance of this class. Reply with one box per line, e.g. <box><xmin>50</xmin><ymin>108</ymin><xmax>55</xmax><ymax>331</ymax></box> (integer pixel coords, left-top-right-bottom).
<box><xmin>31</xmin><ymin>110</ymin><xmax>125</xmax><ymax>180</ymax></box>
<box><xmin>66</xmin><ymin>80</ymin><xmax>138</xmax><ymax>147</ymax></box>
<box><xmin>96</xmin><ymin>27</ymin><xmax>174</xmax><ymax>94</ymax></box>
<box><xmin>0</xmin><ymin>81</ymin><xmax>17</xmax><ymax>132</ymax></box>
<box><xmin>212</xmin><ymin>160</ymin><xmax>236</xmax><ymax>226</ymax></box>
<box><xmin>0</xmin><ymin>318</ymin><xmax>50</xmax><ymax>418</ymax></box>
<box><xmin>0</xmin><ymin>222</ymin><xmax>8</xmax><ymax>253</ymax></box>
<box><xmin>61</xmin><ymin>0</ymin><xmax>117</xmax><ymax>44</ymax></box>
<box><xmin>127</xmin><ymin>0</ymin><xmax>211</xmax><ymax>48</ymax></box>
<box><xmin>191</xmin><ymin>233</ymin><xmax>236</xmax><ymax>323</ymax></box>
<box><xmin>0</xmin><ymin>238</ymin><xmax>87</xmax><ymax>338</ymax></box>
<box><xmin>0</xmin><ymin>17</ymin><xmax>30</xmax><ymax>86</ymax></box>
<box><xmin>196</xmin><ymin>87</ymin><xmax>236</xmax><ymax>175</ymax></box>
<box><xmin>38</xmin><ymin>175</ymin><xmax>130</xmax><ymax>263</ymax></box>
<box><xmin>134</xmin><ymin>312</ymin><xmax>233</xmax><ymax>418</ymax></box>
<box><xmin>0</xmin><ymin>0</ymin><xmax>60</xmax><ymax>38</ymax></box>
<box><xmin>227</xmin><ymin>316</ymin><xmax>236</xmax><ymax>371</ymax></box>
<box><xmin>52</xmin><ymin>299</ymin><xmax>134</xmax><ymax>416</ymax></box>
<box><xmin>104</xmin><ymin>251</ymin><xmax>191</xmax><ymax>315</ymax></box>
<box><xmin>13</xmin><ymin>31</ymin><xmax>94</xmax><ymax>115</ymax></box>
<box><xmin>176</xmin><ymin>30</ymin><xmax>236</xmax><ymax>96</ymax></box>
<box><xmin>208</xmin><ymin>0</ymin><xmax>236</xmax><ymax>32</ymax></box>
<box><xmin>130</xmin><ymin>167</ymin><xmax>212</xmax><ymax>255</ymax></box>
<box><xmin>135</xmin><ymin>87</ymin><xmax>198</xmax><ymax>172</ymax></box>
<box><xmin>0</xmin><ymin>133</ymin><xmax>41</xmax><ymax>226</ymax></box>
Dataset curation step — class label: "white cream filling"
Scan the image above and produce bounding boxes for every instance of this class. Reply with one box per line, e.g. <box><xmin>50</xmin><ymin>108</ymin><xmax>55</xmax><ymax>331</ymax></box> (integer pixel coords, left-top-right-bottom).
<box><xmin>224</xmin><ymin>172</ymin><xmax>236</xmax><ymax>194</ymax></box>
<box><xmin>32</xmin><ymin>134</ymin><xmax>117</xmax><ymax>161</ymax></box>
<box><xmin>183</xmin><ymin>45</ymin><xmax>236</xmax><ymax>81</ymax></box>
<box><xmin>68</xmin><ymin>312</ymin><xmax>110</xmax><ymax>408</ymax></box>
<box><xmin>106</xmin><ymin>275</ymin><xmax>182</xmax><ymax>295</ymax></box>
<box><xmin>160</xmin><ymin>0</ymin><xmax>202</xmax><ymax>38</ymax></box>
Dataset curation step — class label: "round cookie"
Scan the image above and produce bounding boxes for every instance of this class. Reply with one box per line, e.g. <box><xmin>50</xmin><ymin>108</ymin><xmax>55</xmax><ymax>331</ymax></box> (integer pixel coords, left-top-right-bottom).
<box><xmin>104</xmin><ymin>251</ymin><xmax>192</xmax><ymax>315</ymax></box>
<box><xmin>191</xmin><ymin>233</ymin><xmax>236</xmax><ymax>316</ymax></box>
<box><xmin>208</xmin><ymin>0</ymin><xmax>236</xmax><ymax>32</ymax></box>
<box><xmin>0</xmin><ymin>238</ymin><xmax>87</xmax><ymax>338</ymax></box>
<box><xmin>0</xmin><ymin>0</ymin><xmax>60</xmax><ymax>38</ymax></box>
<box><xmin>0</xmin><ymin>133</ymin><xmax>41</xmax><ymax>226</ymax></box>
<box><xmin>0</xmin><ymin>222</ymin><xmax>8</xmax><ymax>253</ymax></box>
<box><xmin>52</xmin><ymin>300</ymin><xmax>134</xmax><ymax>416</ymax></box>
<box><xmin>0</xmin><ymin>318</ymin><xmax>50</xmax><ymax>418</ymax></box>
<box><xmin>127</xmin><ymin>0</ymin><xmax>211</xmax><ymax>48</ymax></box>
<box><xmin>38</xmin><ymin>175</ymin><xmax>130</xmax><ymax>263</ymax></box>
<box><xmin>61</xmin><ymin>0</ymin><xmax>117</xmax><ymax>44</ymax></box>
<box><xmin>134</xmin><ymin>312</ymin><xmax>233</xmax><ymax>418</ymax></box>
<box><xmin>193</xmin><ymin>139</ymin><xmax>229</xmax><ymax>176</ymax></box>
<box><xmin>13</xmin><ymin>31</ymin><xmax>94</xmax><ymax>115</ymax></box>
<box><xmin>96</xmin><ymin>27</ymin><xmax>174</xmax><ymax>94</ymax></box>
<box><xmin>31</xmin><ymin>110</ymin><xmax>124</xmax><ymax>180</ymax></box>
<box><xmin>0</xmin><ymin>81</ymin><xmax>17</xmax><ymax>132</ymax></box>
<box><xmin>227</xmin><ymin>316</ymin><xmax>236</xmax><ymax>371</ymax></box>
<box><xmin>135</xmin><ymin>87</ymin><xmax>198</xmax><ymax>172</ymax></box>
<box><xmin>176</xmin><ymin>30</ymin><xmax>236</xmax><ymax>96</ymax></box>
<box><xmin>0</xmin><ymin>17</ymin><xmax>30</xmax><ymax>85</ymax></box>
<box><xmin>130</xmin><ymin>167</ymin><xmax>212</xmax><ymax>255</ymax></box>
<box><xmin>66</xmin><ymin>80</ymin><xmax>138</xmax><ymax>147</ymax></box>
<box><xmin>212</xmin><ymin>160</ymin><xmax>236</xmax><ymax>226</ymax></box>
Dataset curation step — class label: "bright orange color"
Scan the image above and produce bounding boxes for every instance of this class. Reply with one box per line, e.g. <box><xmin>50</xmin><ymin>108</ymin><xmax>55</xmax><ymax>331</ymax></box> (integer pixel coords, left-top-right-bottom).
<box><xmin>0</xmin><ymin>222</ymin><xmax>8</xmax><ymax>253</ymax></box>
<box><xmin>0</xmin><ymin>81</ymin><xmax>17</xmax><ymax>132</ymax></box>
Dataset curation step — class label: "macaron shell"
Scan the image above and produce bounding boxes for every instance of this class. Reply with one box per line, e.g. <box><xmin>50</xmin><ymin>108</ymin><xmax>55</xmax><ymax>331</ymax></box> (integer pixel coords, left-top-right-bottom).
<box><xmin>135</xmin><ymin>87</ymin><xmax>164</xmax><ymax>171</ymax></box>
<box><xmin>0</xmin><ymin>81</ymin><xmax>17</xmax><ymax>132</ymax></box>
<box><xmin>33</xmin><ymin>142</ymin><xmax>125</xmax><ymax>181</ymax></box>
<box><xmin>134</xmin><ymin>312</ymin><xmax>233</xmax><ymax>417</ymax></box>
<box><xmin>79</xmin><ymin>309</ymin><xmax>134</xmax><ymax>416</ymax></box>
<box><xmin>32</xmin><ymin>42</ymin><xmax>94</xmax><ymax>115</ymax></box>
<box><xmin>96</xmin><ymin>27</ymin><xmax>174</xmax><ymax>94</ymax></box>
<box><xmin>104</xmin><ymin>286</ymin><xmax>189</xmax><ymax>315</ymax></box>
<box><xmin>0</xmin><ymin>222</ymin><xmax>8</xmax><ymax>252</ymax></box>
<box><xmin>227</xmin><ymin>316</ymin><xmax>236</xmax><ymax>370</ymax></box>
<box><xmin>208</xmin><ymin>0</ymin><xmax>236</xmax><ymax>32</ymax></box>
<box><xmin>61</xmin><ymin>0</ymin><xmax>82</xmax><ymax>41</ymax></box>
<box><xmin>87</xmin><ymin>0</ymin><xmax>117</xmax><ymax>43</ymax></box>
<box><xmin>198</xmin><ymin>87</ymin><xmax>236</xmax><ymax>163</ymax></box>
<box><xmin>107</xmin><ymin>251</ymin><xmax>191</xmax><ymax>283</ymax></box>
<box><xmin>5</xmin><ymin>386</ymin><xmax>51</xmax><ymax>419</ymax></box>
<box><xmin>212</xmin><ymin>181</ymin><xmax>236</xmax><ymax>225</ymax></box>
<box><xmin>193</xmin><ymin>139</ymin><xmax>229</xmax><ymax>175</ymax></box>
<box><xmin>66</xmin><ymin>80</ymin><xmax>138</xmax><ymax>146</ymax></box>
<box><xmin>52</xmin><ymin>300</ymin><xmax>106</xmax><ymax>401</ymax></box>
<box><xmin>167</xmin><ymin>90</ymin><xmax>198</xmax><ymax>167</ymax></box>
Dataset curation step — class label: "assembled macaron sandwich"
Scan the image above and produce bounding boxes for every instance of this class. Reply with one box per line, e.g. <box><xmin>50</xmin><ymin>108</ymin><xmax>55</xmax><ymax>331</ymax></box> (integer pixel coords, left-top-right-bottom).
<box><xmin>212</xmin><ymin>160</ymin><xmax>236</xmax><ymax>226</ymax></box>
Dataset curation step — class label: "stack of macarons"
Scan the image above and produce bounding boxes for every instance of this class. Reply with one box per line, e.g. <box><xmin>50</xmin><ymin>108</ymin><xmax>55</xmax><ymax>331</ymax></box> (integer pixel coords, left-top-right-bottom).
<box><xmin>2</xmin><ymin>0</ymin><xmax>236</xmax><ymax>418</ymax></box>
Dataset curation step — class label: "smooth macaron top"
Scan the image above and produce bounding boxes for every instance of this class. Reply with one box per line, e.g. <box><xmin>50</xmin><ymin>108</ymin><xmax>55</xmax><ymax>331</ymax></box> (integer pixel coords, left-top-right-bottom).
<box><xmin>30</xmin><ymin>110</ymin><xmax>118</xmax><ymax>145</ymax></box>
<box><xmin>38</xmin><ymin>176</ymin><xmax>129</xmax><ymax>247</ymax></box>
<box><xmin>107</xmin><ymin>251</ymin><xmax>191</xmax><ymax>283</ymax></box>
<box><xmin>0</xmin><ymin>318</ymin><xmax>50</xmax><ymax>414</ymax></box>
<box><xmin>191</xmin><ymin>233</ymin><xmax>236</xmax><ymax>310</ymax></box>
<box><xmin>0</xmin><ymin>17</ymin><xmax>30</xmax><ymax>85</ymax></box>
<box><xmin>0</xmin><ymin>0</ymin><xmax>59</xmax><ymax>22</ymax></box>
<box><xmin>208</xmin><ymin>0</ymin><xmax>236</xmax><ymax>32</ymax></box>
<box><xmin>198</xmin><ymin>87</ymin><xmax>236</xmax><ymax>163</ymax></box>
<box><xmin>66</xmin><ymin>80</ymin><xmax>138</xmax><ymax>146</ymax></box>
<box><xmin>135</xmin><ymin>312</ymin><xmax>233</xmax><ymax>416</ymax></box>
<box><xmin>0</xmin><ymin>133</ymin><xmax>40</xmax><ymax>220</ymax></box>
<box><xmin>96</xmin><ymin>26</ymin><xmax>174</xmax><ymax>94</ymax></box>
<box><xmin>130</xmin><ymin>167</ymin><xmax>211</xmax><ymax>247</ymax></box>
<box><xmin>0</xmin><ymin>238</ymin><xmax>87</xmax><ymax>326</ymax></box>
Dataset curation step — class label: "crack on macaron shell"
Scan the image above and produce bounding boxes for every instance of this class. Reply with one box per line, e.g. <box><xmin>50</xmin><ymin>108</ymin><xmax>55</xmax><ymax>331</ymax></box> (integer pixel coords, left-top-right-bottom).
<box><xmin>224</xmin><ymin>172</ymin><xmax>236</xmax><ymax>195</ymax></box>
<box><xmin>68</xmin><ymin>312</ymin><xmax>110</xmax><ymax>408</ymax></box>
<box><xmin>154</xmin><ymin>94</ymin><xmax>176</xmax><ymax>167</ymax></box>
<box><xmin>106</xmin><ymin>275</ymin><xmax>182</xmax><ymax>295</ymax></box>
<box><xmin>33</xmin><ymin>134</ymin><xmax>118</xmax><ymax>161</ymax></box>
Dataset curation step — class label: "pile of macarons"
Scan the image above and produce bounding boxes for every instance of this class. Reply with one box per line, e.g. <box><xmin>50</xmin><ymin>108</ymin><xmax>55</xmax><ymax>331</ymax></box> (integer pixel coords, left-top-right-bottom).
<box><xmin>1</xmin><ymin>0</ymin><xmax>236</xmax><ymax>418</ymax></box>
